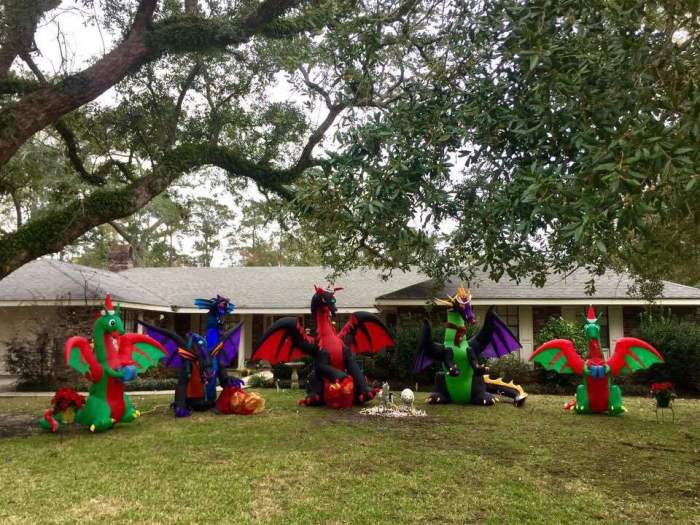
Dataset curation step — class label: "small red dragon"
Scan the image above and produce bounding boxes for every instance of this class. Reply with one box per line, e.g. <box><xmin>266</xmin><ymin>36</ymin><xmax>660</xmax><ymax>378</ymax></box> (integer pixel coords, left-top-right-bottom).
<box><xmin>251</xmin><ymin>285</ymin><xmax>394</xmax><ymax>408</ymax></box>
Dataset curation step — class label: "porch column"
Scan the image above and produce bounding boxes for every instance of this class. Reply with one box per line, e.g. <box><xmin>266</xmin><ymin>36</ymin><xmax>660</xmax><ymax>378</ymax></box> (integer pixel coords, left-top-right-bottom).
<box><xmin>608</xmin><ymin>305</ymin><xmax>624</xmax><ymax>350</ymax></box>
<box><xmin>238</xmin><ymin>314</ymin><xmax>254</xmax><ymax>369</ymax></box>
<box><xmin>518</xmin><ymin>305</ymin><xmax>534</xmax><ymax>361</ymax></box>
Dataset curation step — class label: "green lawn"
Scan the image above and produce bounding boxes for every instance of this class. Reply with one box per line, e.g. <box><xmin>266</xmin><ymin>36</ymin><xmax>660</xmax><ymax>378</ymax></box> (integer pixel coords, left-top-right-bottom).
<box><xmin>0</xmin><ymin>392</ymin><xmax>698</xmax><ymax>525</ymax></box>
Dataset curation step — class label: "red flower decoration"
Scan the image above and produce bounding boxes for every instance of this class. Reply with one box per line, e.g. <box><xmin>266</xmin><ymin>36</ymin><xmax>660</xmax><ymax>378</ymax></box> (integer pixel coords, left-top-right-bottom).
<box><xmin>650</xmin><ymin>382</ymin><xmax>674</xmax><ymax>393</ymax></box>
<box><xmin>51</xmin><ymin>388</ymin><xmax>86</xmax><ymax>412</ymax></box>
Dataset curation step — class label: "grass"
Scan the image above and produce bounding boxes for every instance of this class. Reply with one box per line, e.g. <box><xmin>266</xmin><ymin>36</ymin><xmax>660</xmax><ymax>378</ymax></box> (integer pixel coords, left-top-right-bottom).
<box><xmin>0</xmin><ymin>391</ymin><xmax>698</xmax><ymax>525</ymax></box>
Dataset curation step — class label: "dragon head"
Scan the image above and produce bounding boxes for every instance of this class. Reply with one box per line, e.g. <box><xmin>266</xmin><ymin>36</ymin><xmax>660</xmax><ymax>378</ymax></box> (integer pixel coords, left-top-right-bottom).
<box><xmin>194</xmin><ymin>295</ymin><xmax>235</xmax><ymax>328</ymax></box>
<box><xmin>96</xmin><ymin>294</ymin><xmax>125</xmax><ymax>336</ymax></box>
<box><xmin>186</xmin><ymin>332</ymin><xmax>214</xmax><ymax>384</ymax></box>
<box><xmin>436</xmin><ymin>286</ymin><xmax>476</xmax><ymax>325</ymax></box>
<box><xmin>582</xmin><ymin>305</ymin><xmax>604</xmax><ymax>361</ymax></box>
<box><xmin>312</xmin><ymin>285</ymin><xmax>342</xmax><ymax>317</ymax></box>
<box><xmin>93</xmin><ymin>295</ymin><xmax>124</xmax><ymax>363</ymax></box>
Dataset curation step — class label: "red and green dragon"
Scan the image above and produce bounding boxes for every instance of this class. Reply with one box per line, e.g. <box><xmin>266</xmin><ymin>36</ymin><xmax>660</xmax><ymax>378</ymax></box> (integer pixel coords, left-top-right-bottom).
<box><xmin>530</xmin><ymin>305</ymin><xmax>664</xmax><ymax>415</ymax></box>
<box><xmin>40</xmin><ymin>295</ymin><xmax>166</xmax><ymax>432</ymax></box>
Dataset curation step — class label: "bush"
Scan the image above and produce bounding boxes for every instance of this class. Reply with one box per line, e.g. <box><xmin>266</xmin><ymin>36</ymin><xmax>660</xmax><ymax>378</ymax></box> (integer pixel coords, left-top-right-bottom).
<box><xmin>356</xmin><ymin>322</ymin><xmax>441</xmax><ymax>388</ymax></box>
<box><xmin>636</xmin><ymin>315</ymin><xmax>700</xmax><ymax>393</ymax></box>
<box><xmin>247</xmin><ymin>373</ymin><xmax>275</xmax><ymax>388</ymax></box>
<box><xmin>124</xmin><ymin>377</ymin><xmax>179</xmax><ymax>391</ymax></box>
<box><xmin>486</xmin><ymin>353</ymin><xmax>534</xmax><ymax>385</ymax></box>
<box><xmin>535</xmin><ymin>316</ymin><xmax>586</xmax><ymax>352</ymax></box>
<box><xmin>6</xmin><ymin>330</ymin><xmax>79</xmax><ymax>391</ymax></box>
<box><xmin>532</xmin><ymin>317</ymin><xmax>585</xmax><ymax>391</ymax></box>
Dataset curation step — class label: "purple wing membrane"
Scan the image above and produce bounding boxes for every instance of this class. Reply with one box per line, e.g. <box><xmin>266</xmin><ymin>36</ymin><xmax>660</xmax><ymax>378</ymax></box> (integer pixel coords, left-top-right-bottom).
<box><xmin>137</xmin><ymin>321</ymin><xmax>186</xmax><ymax>369</ymax></box>
<box><xmin>414</xmin><ymin>350</ymin><xmax>435</xmax><ymax>373</ymax></box>
<box><xmin>216</xmin><ymin>321</ymin><xmax>244</xmax><ymax>368</ymax></box>
<box><xmin>414</xmin><ymin>319</ymin><xmax>437</xmax><ymax>373</ymax></box>
<box><xmin>478</xmin><ymin>313</ymin><xmax>521</xmax><ymax>359</ymax></box>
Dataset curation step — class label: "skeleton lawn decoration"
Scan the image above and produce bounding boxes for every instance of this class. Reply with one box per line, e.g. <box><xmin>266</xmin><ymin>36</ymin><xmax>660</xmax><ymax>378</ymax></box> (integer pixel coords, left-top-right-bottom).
<box><xmin>359</xmin><ymin>384</ymin><xmax>426</xmax><ymax>418</ymax></box>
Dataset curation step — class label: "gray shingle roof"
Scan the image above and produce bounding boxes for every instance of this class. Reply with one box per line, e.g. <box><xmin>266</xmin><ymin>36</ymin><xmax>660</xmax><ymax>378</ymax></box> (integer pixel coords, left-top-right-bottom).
<box><xmin>2</xmin><ymin>261</ymin><xmax>699</xmax><ymax>310</ymax></box>
<box><xmin>376</xmin><ymin>269</ymin><xmax>700</xmax><ymax>302</ymax></box>
<box><xmin>0</xmin><ymin>260</ymin><xmax>168</xmax><ymax>305</ymax></box>
<box><xmin>119</xmin><ymin>266</ymin><xmax>426</xmax><ymax>310</ymax></box>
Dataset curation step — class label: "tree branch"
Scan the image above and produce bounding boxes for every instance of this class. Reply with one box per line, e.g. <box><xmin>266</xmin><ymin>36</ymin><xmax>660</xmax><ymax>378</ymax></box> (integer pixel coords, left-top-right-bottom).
<box><xmin>299</xmin><ymin>65</ymin><xmax>334</xmax><ymax>107</ymax></box>
<box><xmin>0</xmin><ymin>0</ymin><xmax>61</xmax><ymax>80</ymax></box>
<box><xmin>10</xmin><ymin>190</ymin><xmax>22</xmax><ymax>228</ymax></box>
<box><xmin>295</xmin><ymin>103</ymin><xmax>345</xmax><ymax>171</ymax></box>
<box><xmin>0</xmin><ymin>167</ymin><xmax>176</xmax><ymax>278</ymax></box>
<box><xmin>109</xmin><ymin>220</ymin><xmax>133</xmax><ymax>244</ymax></box>
<box><xmin>53</xmin><ymin>120</ymin><xmax>107</xmax><ymax>185</ymax></box>
<box><xmin>21</xmin><ymin>52</ymin><xmax>107</xmax><ymax>185</ymax></box>
<box><xmin>0</xmin><ymin>0</ymin><xmax>308</xmax><ymax>169</ymax></box>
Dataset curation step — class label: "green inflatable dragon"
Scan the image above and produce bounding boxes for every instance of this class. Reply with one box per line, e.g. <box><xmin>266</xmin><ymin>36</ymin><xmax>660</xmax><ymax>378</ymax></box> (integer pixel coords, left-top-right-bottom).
<box><xmin>40</xmin><ymin>295</ymin><xmax>166</xmax><ymax>432</ymax></box>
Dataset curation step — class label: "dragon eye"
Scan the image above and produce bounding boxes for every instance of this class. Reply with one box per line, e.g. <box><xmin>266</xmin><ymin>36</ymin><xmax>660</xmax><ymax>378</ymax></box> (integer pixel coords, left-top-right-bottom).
<box><xmin>108</xmin><ymin>319</ymin><xmax>116</xmax><ymax>327</ymax></box>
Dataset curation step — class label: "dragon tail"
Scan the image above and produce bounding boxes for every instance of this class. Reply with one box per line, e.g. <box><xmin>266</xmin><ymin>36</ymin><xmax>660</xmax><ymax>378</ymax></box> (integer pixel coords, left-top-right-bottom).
<box><xmin>483</xmin><ymin>374</ymin><xmax>528</xmax><ymax>407</ymax></box>
<box><xmin>38</xmin><ymin>409</ymin><xmax>59</xmax><ymax>432</ymax></box>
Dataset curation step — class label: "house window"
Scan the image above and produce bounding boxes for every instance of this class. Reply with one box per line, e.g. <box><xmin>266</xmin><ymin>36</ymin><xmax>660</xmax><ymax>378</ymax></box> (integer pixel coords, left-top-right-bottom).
<box><xmin>494</xmin><ymin>306</ymin><xmax>519</xmax><ymax>339</ymax></box>
<box><xmin>123</xmin><ymin>309</ymin><xmax>137</xmax><ymax>333</ymax></box>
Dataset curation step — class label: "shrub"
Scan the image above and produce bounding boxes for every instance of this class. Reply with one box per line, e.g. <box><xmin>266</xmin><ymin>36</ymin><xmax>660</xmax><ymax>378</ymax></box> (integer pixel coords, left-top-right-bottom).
<box><xmin>636</xmin><ymin>315</ymin><xmax>700</xmax><ymax>393</ymax></box>
<box><xmin>6</xmin><ymin>330</ymin><xmax>79</xmax><ymax>391</ymax></box>
<box><xmin>532</xmin><ymin>317</ymin><xmax>586</xmax><ymax>390</ymax></box>
<box><xmin>124</xmin><ymin>377</ymin><xmax>178</xmax><ymax>391</ymax></box>
<box><xmin>535</xmin><ymin>316</ymin><xmax>586</xmax><ymax>352</ymax></box>
<box><xmin>247</xmin><ymin>373</ymin><xmax>275</xmax><ymax>388</ymax></box>
<box><xmin>486</xmin><ymin>353</ymin><xmax>533</xmax><ymax>385</ymax></box>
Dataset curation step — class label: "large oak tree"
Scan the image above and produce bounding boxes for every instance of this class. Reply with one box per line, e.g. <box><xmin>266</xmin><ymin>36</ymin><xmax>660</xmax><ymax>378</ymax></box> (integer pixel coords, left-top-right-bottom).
<box><xmin>0</xmin><ymin>0</ymin><xmax>427</xmax><ymax>277</ymax></box>
<box><xmin>1</xmin><ymin>0</ymin><xmax>698</xmax><ymax>289</ymax></box>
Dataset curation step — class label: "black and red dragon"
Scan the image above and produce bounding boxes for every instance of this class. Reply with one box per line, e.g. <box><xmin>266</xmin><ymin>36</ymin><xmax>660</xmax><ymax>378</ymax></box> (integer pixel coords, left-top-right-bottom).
<box><xmin>251</xmin><ymin>285</ymin><xmax>394</xmax><ymax>408</ymax></box>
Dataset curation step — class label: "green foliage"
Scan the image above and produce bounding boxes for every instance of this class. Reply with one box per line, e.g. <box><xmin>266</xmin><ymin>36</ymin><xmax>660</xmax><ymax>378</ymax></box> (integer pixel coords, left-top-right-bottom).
<box><xmin>486</xmin><ymin>353</ymin><xmax>533</xmax><ymax>386</ymax></box>
<box><xmin>3</xmin><ymin>0</ymin><xmax>700</xmax><ymax>287</ymax></box>
<box><xmin>282</xmin><ymin>0</ymin><xmax>700</xmax><ymax>286</ymax></box>
<box><xmin>533</xmin><ymin>316</ymin><xmax>586</xmax><ymax>389</ymax></box>
<box><xmin>535</xmin><ymin>317</ymin><xmax>586</xmax><ymax>352</ymax></box>
<box><xmin>636</xmin><ymin>315</ymin><xmax>700</xmax><ymax>393</ymax></box>
<box><xmin>227</xmin><ymin>200</ymin><xmax>323</xmax><ymax>266</ymax></box>
<box><xmin>6</xmin><ymin>330</ymin><xmax>76</xmax><ymax>391</ymax></box>
<box><xmin>246</xmin><ymin>372</ymin><xmax>275</xmax><ymax>388</ymax></box>
<box><xmin>361</xmin><ymin>323</ymin><xmax>437</xmax><ymax>386</ymax></box>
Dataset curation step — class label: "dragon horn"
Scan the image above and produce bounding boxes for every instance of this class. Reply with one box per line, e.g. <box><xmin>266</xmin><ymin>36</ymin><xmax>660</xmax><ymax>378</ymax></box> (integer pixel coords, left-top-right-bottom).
<box><xmin>333</xmin><ymin>287</ymin><xmax>344</xmax><ymax>292</ymax></box>
<box><xmin>586</xmin><ymin>305</ymin><xmax>596</xmax><ymax>322</ymax></box>
<box><xmin>314</xmin><ymin>285</ymin><xmax>323</xmax><ymax>294</ymax></box>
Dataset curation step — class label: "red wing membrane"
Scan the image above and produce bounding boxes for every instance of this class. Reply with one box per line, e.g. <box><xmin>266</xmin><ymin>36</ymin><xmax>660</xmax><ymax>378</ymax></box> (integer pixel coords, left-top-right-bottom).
<box><xmin>607</xmin><ymin>337</ymin><xmax>664</xmax><ymax>376</ymax></box>
<box><xmin>338</xmin><ymin>312</ymin><xmax>394</xmax><ymax>355</ymax></box>
<box><xmin>251</xmin><ymin>317</ymin><xmax>315</xmax><ymax>364</ymax></box>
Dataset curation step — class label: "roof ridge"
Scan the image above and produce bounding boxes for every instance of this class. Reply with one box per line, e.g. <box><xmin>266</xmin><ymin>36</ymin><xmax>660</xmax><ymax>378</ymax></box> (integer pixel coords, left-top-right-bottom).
<box><xmin>659</xmin><ymin>278</ymin><xmax>700</xmax><ymax>292</ymax></box>
<box><xmin>45</xmin><ymin>259</ymin><xmax>102</xmax><ymax>300</ymax></box>
<box><xmin>115</xmin><ymin>270</ymin><xmax>172</xmax><ymax>305</ymax></box>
